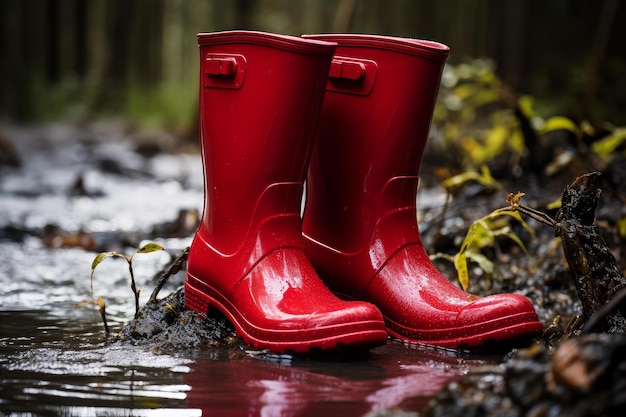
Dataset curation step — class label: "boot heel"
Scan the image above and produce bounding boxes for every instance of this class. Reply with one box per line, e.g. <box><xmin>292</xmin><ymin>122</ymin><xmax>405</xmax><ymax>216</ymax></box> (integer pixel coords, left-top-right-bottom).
<box><xmin>184</xmin><ymin>280</ymin><xmax>210</xmax><ymax>315</ymax></box>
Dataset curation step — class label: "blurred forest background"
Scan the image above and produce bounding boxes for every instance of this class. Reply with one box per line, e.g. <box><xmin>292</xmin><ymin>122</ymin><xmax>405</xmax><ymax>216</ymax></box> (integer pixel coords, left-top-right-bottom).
<box><xmin>1</xmin><ymin>0</ymin><xmax>625</xmax><ymax>137</ymax></box>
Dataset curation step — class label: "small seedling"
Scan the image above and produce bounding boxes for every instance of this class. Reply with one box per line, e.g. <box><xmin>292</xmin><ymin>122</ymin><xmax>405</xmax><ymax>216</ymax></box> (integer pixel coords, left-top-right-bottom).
<box><xmin>435</xmin><ymin>191</ymin><xmax>535</xmax><ymax>291</ymax></box>
<box><xmin>90</xmin><ymin>243</ymin><xmax>165</xmax><ymax>319</ymax></box>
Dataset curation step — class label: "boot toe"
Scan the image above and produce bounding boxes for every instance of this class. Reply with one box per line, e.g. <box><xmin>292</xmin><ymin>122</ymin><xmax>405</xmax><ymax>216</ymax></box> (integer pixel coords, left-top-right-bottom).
<box><xmin>457</xmin><ymin>293</ymin><xmax>538</xmax><ymax>324</ymax></box>
<box><xmin>454</xmin><ymin>293</ymin><xmax>544</xmax><ymax>348</ymax></box>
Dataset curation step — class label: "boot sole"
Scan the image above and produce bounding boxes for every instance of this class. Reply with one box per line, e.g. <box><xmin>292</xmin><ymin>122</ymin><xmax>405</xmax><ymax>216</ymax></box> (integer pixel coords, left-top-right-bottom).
<box><xmin>185</xmin><ymin>275</ymin><xmax>389</xmax><ymax>354</ymax></box>
<box><xmin>385</xmin><ymin>311</ymin><xmax>544</xmax><ymax>352</ymax></box>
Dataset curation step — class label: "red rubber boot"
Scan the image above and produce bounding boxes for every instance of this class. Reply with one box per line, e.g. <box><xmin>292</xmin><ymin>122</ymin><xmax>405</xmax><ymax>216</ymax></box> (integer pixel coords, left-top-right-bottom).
<box><xmin>301</xmin><ymin>34</ymin><xmax>544</xmax><ymax>350</ymax></box>
<box><xmin>185</xmin><ymin>31</ymin><xmax>388</xmax><ymax>354</ymax></box>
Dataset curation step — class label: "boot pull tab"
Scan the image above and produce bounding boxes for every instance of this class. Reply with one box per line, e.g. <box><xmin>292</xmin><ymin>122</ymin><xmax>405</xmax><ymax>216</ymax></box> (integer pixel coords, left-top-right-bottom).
<box><xmin>203</xmin><ymin>54</ymin><xmax>247</xmax><ymax>89</ymax></box>
<box><xmin>327</xmin><ymin>56</ymin><xmax>377</xmax><ymax>96</ymax></box>
<box><xmin>330</xmin><ymin>59</ymin><xmax>365</xmax><ymax>81</ymax></box>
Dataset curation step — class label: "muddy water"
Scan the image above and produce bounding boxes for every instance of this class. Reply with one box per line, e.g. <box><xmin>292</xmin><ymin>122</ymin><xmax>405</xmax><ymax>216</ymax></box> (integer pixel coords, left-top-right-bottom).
<box><xmin>0</xmin><ymin>124</ymin><xmax>492</xmax><ymax>416</ymax></box>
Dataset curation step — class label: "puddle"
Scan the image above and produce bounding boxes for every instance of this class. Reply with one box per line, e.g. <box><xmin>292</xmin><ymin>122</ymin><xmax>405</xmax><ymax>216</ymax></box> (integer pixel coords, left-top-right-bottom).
<box><xmin>0</xmin><ymin>305</ymin><xmax>485</xmax><ymax>416</ymax></box>
<box><xmin>0</xmin><ymin>124</ymin><xmax>494</xmax><ymax>416</ymax></box>
<box><xmin>0</xmin><ymin>311</ymin><xmax>193</xmax><ymax>416</ymax></box>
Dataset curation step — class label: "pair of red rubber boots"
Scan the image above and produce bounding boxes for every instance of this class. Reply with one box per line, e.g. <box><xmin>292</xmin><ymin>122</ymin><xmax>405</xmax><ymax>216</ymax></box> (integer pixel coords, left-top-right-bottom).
<box><xmin>184</xmin><ymin>31</ymin><xmax>543</xmax><ymax>353</ymax></box>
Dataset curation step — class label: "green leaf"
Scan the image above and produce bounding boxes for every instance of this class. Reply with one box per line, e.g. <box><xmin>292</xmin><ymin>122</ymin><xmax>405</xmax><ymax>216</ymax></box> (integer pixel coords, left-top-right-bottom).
<box><xmin>590</xmin><ymin>128</ymin><xmax>626</xmax><ymax>157</ymax></box>
<box><xmin>508</xmin><ymin>124</ymin><xmax>526</xmax><ymax>154</ymax></box>
<box><xmin>136</xmin><ymin>243</ymin><xmax>165</xmax><ymax>254</ymax></box>
<box><xmin>454</xmin><ymin>252</ymin><xmax>470</xmax><ymax>291</ymax></box>
<box><xmin>441</xmin><ymin>166</ymin><xmax>501</xmax><ymax>192</ymax></box>
<box><xmin>465</xmin><ymin>251</ymin><xmax>495</xmax><ymax>274</ymax></box>
<box><xmin>471</xmin><ymin>88</ymin><xmax>499</xmax><ymax>108</ymax></box>
<box><xmin>488</xmin><ymin>209</ymin><xmax>535</xmax><ymax>237</ymax></box>
<box><xmin>470</xmin><ymin>221</ymin><xmax>495</xmax><ymax>249</ymax></box>
<box><xmin>517</xmin><ymin>95</ymin><xmax>535</xmax><ymax>119</ymax></box>
<box><xmin>453</xmin><ymin>83</ymin><xmax>480</xmax><ymax>100</ymax></box>
<box><xmin>546</xmin><ymin>198</ymin><xmax>562</xmax><ymax>210</ymax></box>
<box><xmin>90</xmin><ymin>251</ymin><xmax>126</xmax><ymax>295</ymax></box>
<box><xmin>539</xmin><ymin>116</ymin><xmax>579</xmax><ymax>136</ymax></box>
<box><xmin>91</xmin><ymin>251</ymin><xmax>125</xmax><ymax>271</ymax></box>
<box><xmin>458</xmin><ymin>221</ymin><xmax>479</xmax><ymax>255</ymax></box>
<box><xmin>484</xmin><ymin>124</ymin><xmax>509</xmax><ymax>150</ymax></box>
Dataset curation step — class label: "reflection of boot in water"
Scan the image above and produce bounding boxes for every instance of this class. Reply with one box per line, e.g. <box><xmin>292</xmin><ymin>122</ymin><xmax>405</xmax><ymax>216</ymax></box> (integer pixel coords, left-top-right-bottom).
<box><xmin>184</xmin><ymin>30</ymin><xmax>388</xmax><ymax>354</ymax></box>
<box><xmin>184</xmin><ymin>344</ymin><xmax>479</xmax><ymax>415</ymax></box>
<box><xmin>184</xmin><ymin>351</ymin><xmax>373</xmax><ymax>417</ymax></box>
<box><xmin>301</xmin><ymin>34</ymin><xmax>544</xmax><ymax>350</ymax></box>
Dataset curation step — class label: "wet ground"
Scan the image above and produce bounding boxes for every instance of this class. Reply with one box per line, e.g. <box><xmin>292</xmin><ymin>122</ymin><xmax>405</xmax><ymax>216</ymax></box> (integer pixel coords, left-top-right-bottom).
<box><xmin>0</xmin><ymin>123</ymin><xmax>497</xmax><ymax>416</ymax></box>
<box><xmin>1</xmin><ymin>123</ymin><xmax>623</xmax><ymax>416</ymax></box>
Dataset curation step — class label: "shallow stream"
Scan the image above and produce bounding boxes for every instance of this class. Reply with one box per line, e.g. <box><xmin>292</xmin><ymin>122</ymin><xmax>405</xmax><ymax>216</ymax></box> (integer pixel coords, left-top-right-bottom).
<box><xmin>0</xmin><ymin>124</ymin><xmax>495</xmax><ymax>416</ymax></box>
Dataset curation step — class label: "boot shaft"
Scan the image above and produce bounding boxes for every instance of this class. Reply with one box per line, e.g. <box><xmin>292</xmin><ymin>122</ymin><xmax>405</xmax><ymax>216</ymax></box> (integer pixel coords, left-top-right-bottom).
<box><xmin>302</xmin><ymin>34</ymin><xmax>449</xmax><ymax>253</ymax></box>
<box><xmin>197</xmin><ymin>31</ymin><xmax>336</xmax><ymax>254</ymax></box>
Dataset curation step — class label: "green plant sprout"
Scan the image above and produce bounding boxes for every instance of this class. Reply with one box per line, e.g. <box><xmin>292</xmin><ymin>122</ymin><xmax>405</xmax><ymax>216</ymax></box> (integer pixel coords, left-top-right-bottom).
<box><xmin>433</xmin><ymin>192</ymin><xmax>535</xmax><ymax>292</ymax></box>
<box><xmin>90</xmin><ymin>243</ymin><xmax>165</xmax><ymax>320</ymax></box>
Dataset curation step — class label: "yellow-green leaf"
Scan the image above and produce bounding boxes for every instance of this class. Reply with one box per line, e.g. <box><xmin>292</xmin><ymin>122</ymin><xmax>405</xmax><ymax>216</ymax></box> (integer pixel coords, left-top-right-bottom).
<box><xmin>590</xmin><ymin>128</ymin><xmax>626</xmax><ymax>157</ymax></box>
<box><xmin>136</xmin><ymin>243</ymin><xmax>165</xmax><ymax>254</ymax></box>
<box><xmin>517</xmin><ymin>95</ymin><xmax>535</xmax><ymax>119</ymax></box>
<box><xmin>91</xmin><ymin>251</ymin><xmax>118</xmax><ymax>271</ymax></box>
<box><xmin>441</xmin><ymin>166</ymin><xmax>500</xmax><ymax>192</ymax></box>
<box><xmin>454</xmin><ymin>252</ymin><xmax>470</xmax><ymax>291</ymax></box>
<box><xmin>471</xmin><ymin>88</ymin><xmax>499</xmax><ymax>108</ymax></box>
<box><xmin>491</xmin><ymin>210</ymin><xmax>536</xmax><ymax>236</ymax></box>
<box><xmin>484</xmin><ymin>124</ymin><xmax>509</xmax><ymax>151</ymax></box>
<box><xmin>465</xmin><ymin>251</ymin><xmax>495</xmax><ymax>274</ymax></box>
<box><xmin>508</xmin><ymin>124</ymin><xmax>526</xmax><ymax>154</ymax></box>
<box><xmin>539</xmin><ymin>116</ymin><xmax>579</xmax><ymax>136</ymax></box>
<box><xmin>453</xmin><ymin>83</ymin><xmax>480</xmax><ymax>100</ymax></box>
<box><xmin>546</xmin><ymin>198</ymin><xmax>562</xmax><ymax>210</ymax></box>
<box><xmin>90</xmin><ymin>251</ymin><xmax>125</xmax><ymax>295</ymax></box>
<box><xmin>459</xmin><ymin>221</ymin><xmax>480</xmax><ymax>254</ymax></box>
<box><xmin>470</xmin><ymin>221</ymin><xmax>495</xmax><ymax>249</ymax></box>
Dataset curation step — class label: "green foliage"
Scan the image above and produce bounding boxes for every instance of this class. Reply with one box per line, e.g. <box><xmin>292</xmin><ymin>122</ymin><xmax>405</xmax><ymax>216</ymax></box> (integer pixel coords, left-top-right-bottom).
<box><xmin>441</xmin><ymin>165</ymin><xmax>501</xmax><ymax>194</ymax></box>
<box><xmin>452</xmin><ymin>205</ymin><xmax>535</xmax><ymax>291</ymax></box>
<box><xmin>539</xmin><ymin>116</ymin><xmax>581</xmax><ymax>137</ymax></box>
<box><xmin>434</xmin><ymin>60</ymin><xmax>626</xmax><ymax>173</ymax></box>
<box><xmin>134</xmin><ymin>243</ymin><xmax>167</xmax><ymax>255</ymax></box>
<box><xmin>535</xmin><ymin>114</ymin><xmax>626</xmax><ymax>171</ymax></box>
<box><xmin>126</xmin><ymin>83</ymin><xmax>197</xmax><ymax>132</ymax></box>
<box><xmin>432</xmin><ymin>61</ymin><xmax>626</xmax><ymax>289</ymax></box>
<box><xmin>434</xmin><ymin>60</ymin><xmax>527</xmax><ymax>168</ymax></box>
<box><xmin>591</xmin><ymin>128</ymin><xmax>626</xmax><ymax>157</ymax></box>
